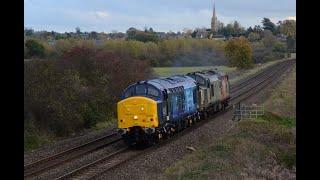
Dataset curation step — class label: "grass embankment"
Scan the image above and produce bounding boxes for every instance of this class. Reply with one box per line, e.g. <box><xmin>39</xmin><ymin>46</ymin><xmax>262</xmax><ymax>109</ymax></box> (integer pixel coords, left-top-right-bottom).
<box><xmin>263</xmin><ymin>64</ymin><xmax>296</xmax><ymax>117</ymax></box>
<box><xmin>24</xmin><ymin>133</ymin><xmax>53</xmax><ymax>152</ymax></box>
<box><xmin>164</xmin><ymin>64</ymin><xmax>296</xmax><ymax>179</ymax></box>
<box><xmin>24</xmin><ymin>119</ymin><xmax>117</xmax><ymax>152</ymax></box>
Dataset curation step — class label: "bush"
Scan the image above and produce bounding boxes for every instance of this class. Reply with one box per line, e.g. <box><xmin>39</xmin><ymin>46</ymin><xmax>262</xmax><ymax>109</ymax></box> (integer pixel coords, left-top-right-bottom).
<box><xmin>225</xmin><ymin>37</ymin><xmax>253</xmax><ymax>69</ymax></box>
<box><xmin>248</xmin><ymin>32</ymin><xmax>260</xmax><ymax>42</ymax></box>
<box><xmin>261</xmin><ymin>30</ymin><xmax>277</xmax><ymax>49</ymax></box>
<box><xmin>24</xmin><ymin>60</ymin><xmax>84</xmax><ymax>136</ymax></box>
<box><xmin>25</xmin><ymin>39</ymin><xmax>45</xmax><ymax>58</ymax></box>
<box><xmin>24</xmin><ymin>45</ymin><xmax>153</xmax><ymax>138</ymax></box>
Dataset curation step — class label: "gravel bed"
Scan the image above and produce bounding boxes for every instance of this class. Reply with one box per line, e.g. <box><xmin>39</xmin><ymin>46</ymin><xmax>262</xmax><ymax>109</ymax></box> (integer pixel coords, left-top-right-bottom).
<box><xmin>95</xmin><ymin>62</ymin><xmax>295</xmax><ymax>179</ymax></box>
<box><xmin>26</xmin><ymin>140</ymin><xmax>126</xmax><ymax>180</ymax></box>
<box><xmin>24</xmin><ymin>125</ymin><xmax>116</xmax><ymax>165</ymax></box>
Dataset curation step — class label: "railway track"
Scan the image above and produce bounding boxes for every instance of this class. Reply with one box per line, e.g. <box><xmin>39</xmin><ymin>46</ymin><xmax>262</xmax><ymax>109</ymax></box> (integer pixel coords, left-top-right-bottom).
<box><xmin>230</xmin><ymin>60</ymin><xmax>293</xmax><ymax>100</ymax></box>
<box><xmin>230</xmin><ymin>59</ymin><xmax>291</xmax><ymax>94</ymax></box>
<box><xmin>24</xmin><ymin>59</ymin><xmax>295</xmax><ymax>180</ymax></box>
<box><xmin>24</xmin><ymin>131</ymin><xmax>121</xmax><ymax>178</ymax></box>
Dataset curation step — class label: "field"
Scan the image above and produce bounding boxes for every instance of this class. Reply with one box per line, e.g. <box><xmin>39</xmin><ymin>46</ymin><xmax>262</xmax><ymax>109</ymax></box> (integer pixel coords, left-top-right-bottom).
<box><xmin>153</xmin><ymin>66</ymin><xmax>236</xmax><ymax>78</ymax></box>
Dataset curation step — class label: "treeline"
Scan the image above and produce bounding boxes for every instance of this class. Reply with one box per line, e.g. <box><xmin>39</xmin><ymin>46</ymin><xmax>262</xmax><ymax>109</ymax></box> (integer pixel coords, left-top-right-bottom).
<box><xmin>24</xmin><ymin>43</ymin><xmax>153</xmax><ymax>149</ymax></box>
<box><xmin>24</xmin><ymin>34</ymin><xmax>289</xmax><ymax>68</ymax></box>
<box><xmin>25</xmin><ymin>38</ymin><xmax>227</xmax><ymax>67</ymax></box>
<box><xmin>25</xmin><ymin>17</ymin><xmax>295</xmax><ymax>67</ymax></box>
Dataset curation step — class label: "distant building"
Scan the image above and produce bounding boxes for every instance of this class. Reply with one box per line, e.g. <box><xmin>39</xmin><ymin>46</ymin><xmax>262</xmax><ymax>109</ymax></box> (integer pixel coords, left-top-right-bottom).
<box><xmin>277</xmin><ymin>34</ymin><xmax>287</xmax><ymax>42</ymax></box>
<box><xmin>212</xmin><ymin>34</ymin><xmax>226</xmax><ymax>41</ymax></box>
<box><xmin>195</xmin><ymin>28</ymin><xmax>210</xmax><ymax>39</ymax></box>
<box><xmin>156</xmin><ymin>32</ymin><xmax>166</xmax><ymax>39</ymax></box>
<box><xmin>48</xmin><ymin>40</ymin><xmax>56</xmax><ymax>45</ymax></box>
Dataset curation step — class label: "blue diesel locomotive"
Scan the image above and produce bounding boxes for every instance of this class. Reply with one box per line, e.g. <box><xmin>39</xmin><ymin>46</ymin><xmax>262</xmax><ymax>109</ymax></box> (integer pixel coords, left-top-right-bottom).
<box><xmin>117</xmin><ymin>71</ymin><xmax>230</xmax><ymax>146</ymax></box>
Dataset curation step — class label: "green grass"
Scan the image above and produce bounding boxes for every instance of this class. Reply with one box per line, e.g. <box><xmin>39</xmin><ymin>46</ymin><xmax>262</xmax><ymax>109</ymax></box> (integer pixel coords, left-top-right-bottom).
<box><xmin>24</xmin><ymin>119</ymin><xmax>116</xmax><ymax>152</ymax></box>
<box><xmin>264</xmin><ymin>64</ymin><xmax>296</xmax><ymax>117</ymax></box>
<box><xmin>92</xmin><ymin>119</ymin><xmax>116</xmax><ymax>131</ymax></box>
<box><xmin>164</xmin><ymin>113</ymin><xmax>296</xmax><ymax>179</ymax></box>
<box><xmin>153</xmin><ymin>66</ymin><xmax>236</xmax><ymax>78</ymax></box>
<box><xmin>24</xmin><ymin>133</ymin><xmax>52</xmax><ymax>152</ymax></box>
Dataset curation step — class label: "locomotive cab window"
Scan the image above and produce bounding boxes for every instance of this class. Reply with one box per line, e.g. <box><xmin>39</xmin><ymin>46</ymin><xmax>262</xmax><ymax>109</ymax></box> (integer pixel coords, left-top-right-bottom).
<box><xmin>193</xmin><ymin>88</ymin><xmax>197</xmax><ymax>104</ymax></box>
<box><xmin>147</xmin><ymin>86</ymin><xmax>159</xmax><ymax>98</ymax></box>
<box><xmin>136</xmin><ymin>85</ymin><xmax>146</xmax><ymax>96</ymax></box>
<box><xmin>124</xmin><ymin>86</ymin><xmax>135</xmax><ymax>98</ymax></box>
<box><xmin>162</xmin><ymin>102</ymin><xmax>167</xmax><ymax>116</ymax></box>
<box><xmin>210</xmin><ymin>84</ymin><xmax>214</xmax><ymax>97</ymax></box>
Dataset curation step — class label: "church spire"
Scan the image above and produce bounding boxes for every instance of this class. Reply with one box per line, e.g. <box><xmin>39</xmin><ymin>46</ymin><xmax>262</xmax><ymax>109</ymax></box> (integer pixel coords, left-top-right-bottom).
<box><xmin>213</xmin><ymin>0</ymin><xmax>216</xmax><ymax>17</ymax></box>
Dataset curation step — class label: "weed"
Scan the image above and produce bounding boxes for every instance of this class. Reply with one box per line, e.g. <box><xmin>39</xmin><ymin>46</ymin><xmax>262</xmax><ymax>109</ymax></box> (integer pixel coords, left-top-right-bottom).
<box><xmin>24</xmin><ymin>133</ymin><xmax>51</xmax><ymax>152</ymax></box>
<box><xmin>277</xmin><ymin>147</ymin><xmax>296</xmax><ymax>169</ymax></box>
<box><xmin>209</xmin><ymin>143</ymin><xmax>231</xmax><ymax>158</ymax></box>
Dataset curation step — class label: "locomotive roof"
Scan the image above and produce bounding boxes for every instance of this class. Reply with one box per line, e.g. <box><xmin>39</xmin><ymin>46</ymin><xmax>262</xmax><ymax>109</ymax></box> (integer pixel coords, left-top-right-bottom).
<box><xmin>137</xmin><ymin>75</ymin><xmax>197</xmax><ymax>92</ymax></box>
<box><xmin>188</xmin><ymin>70</ymin><xmax>222</xmax><ymax>81</ymax></box>
<box><xmin>149</xmin><ymin>75</ymin><xmax>197</xmax><ymax>91</ymax></box>
<box><xmin>203</xmin><ymin>69</ymin><xmax>226</xmax><ymax>76</ymax></box>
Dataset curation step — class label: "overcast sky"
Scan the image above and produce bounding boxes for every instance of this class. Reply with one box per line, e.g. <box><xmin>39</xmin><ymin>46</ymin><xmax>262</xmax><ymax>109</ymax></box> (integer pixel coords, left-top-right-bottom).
<box><xmin>24</xmin><ymin>0</ymin><xmax>296</xmax><ymax>33</ymax></box>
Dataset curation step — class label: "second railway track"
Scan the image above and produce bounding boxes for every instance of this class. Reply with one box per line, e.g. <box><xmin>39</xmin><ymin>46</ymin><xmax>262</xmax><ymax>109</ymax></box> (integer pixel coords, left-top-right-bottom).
<box><xmin>24</xmin><ymin>131</ymin><xmax>122</xmax><ymax>179</ymax></box>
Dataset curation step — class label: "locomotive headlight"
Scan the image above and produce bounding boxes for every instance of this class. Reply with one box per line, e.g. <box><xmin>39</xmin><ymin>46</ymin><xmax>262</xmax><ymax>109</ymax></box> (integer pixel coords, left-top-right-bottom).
<box><xmin>133</xmin><ymin>115</ymin><xmax>138</xmax><ymax>120</ymax></box>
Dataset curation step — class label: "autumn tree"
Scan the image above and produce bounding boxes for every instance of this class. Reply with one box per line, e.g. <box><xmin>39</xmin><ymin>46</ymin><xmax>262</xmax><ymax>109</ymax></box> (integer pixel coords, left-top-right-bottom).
<box><xmin>261</xmin><ymin>30</ymin><xmax>277</xmax><ymax>48</ymax></box>
<box><xmin>126</xmin><ymin>27</ymin><xmax>159</xmax><ymax>43</ymax></box>
<box><xmin>225</xmin><ymin>37</ymin><xmax>253</xmax><ymax>69</ymax></box>
<box><xmin>279</xmin><ymin>20</ymin><xmax>296</xmax><ymax>38</ymax></box>
<box><xmin>25</xmin><ymin>39</ymin><xmax>45</xmax><ymax>58</ymax></box>
<box><xmin>279</xmin><ymin>20</ymin><xmax>296</xmax><ymax>53</ymax></box>
<box><xmin>248</xmin><ymin>32</ymin><xmax>261</xmax><ymax>42</ymax></box>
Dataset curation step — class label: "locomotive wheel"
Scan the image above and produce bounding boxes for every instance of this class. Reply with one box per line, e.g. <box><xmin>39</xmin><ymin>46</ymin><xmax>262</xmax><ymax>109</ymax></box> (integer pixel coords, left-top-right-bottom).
<box><xmin>192</xmin><ymin>117</ymin><xmax>197</xmax><ymax>124</ymax></box>
<box><xmin>204</xmin><ymin>111</ymin><xmax>208</xmax><ymax>120</ymax></box>
<box><xmin>187</xmin><ymin>118</ymin><xmax>192</xmax><ymax>127</ymax></box>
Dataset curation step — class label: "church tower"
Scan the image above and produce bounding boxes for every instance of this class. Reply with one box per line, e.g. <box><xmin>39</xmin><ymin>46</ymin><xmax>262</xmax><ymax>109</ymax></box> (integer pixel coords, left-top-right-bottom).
<box><xmin>211</xmin><ymin>0</ymin><xmax>218</xmax><ymax>34</ymax></box>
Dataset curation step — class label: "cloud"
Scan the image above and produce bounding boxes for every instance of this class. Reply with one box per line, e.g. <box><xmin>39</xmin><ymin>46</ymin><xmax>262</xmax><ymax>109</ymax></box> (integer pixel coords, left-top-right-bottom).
<box><xmin>285</xmin><ymin>16</ymin><xmax>296</xmax><ymax>20</ymax></box>
<box><xmin>95</xmin><ymin>11</ymin><xmax>109</xmax><ymax>18</ymax></box>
